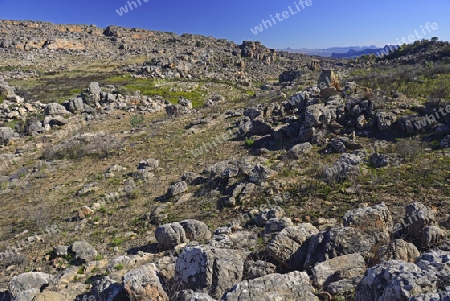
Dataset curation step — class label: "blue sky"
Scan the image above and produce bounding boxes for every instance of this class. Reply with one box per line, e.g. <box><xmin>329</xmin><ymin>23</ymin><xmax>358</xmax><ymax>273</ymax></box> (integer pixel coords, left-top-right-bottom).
<box><xmin>0</xmin><ymin>0</ymin><xmax>449</xmax><ymax>49</ymax></box>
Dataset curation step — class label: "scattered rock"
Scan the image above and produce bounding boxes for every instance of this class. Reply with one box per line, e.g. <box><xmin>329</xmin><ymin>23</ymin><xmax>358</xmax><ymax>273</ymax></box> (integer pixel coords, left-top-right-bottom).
<box><xmin>267</xmin><ymin>224</ymin><xmax>319</xmax><ymax>270</ymax></box>
<box><xmin>355</xmin><ymin>260</ymin><xmax>438</xmax><ymax>301</ymax></box>
<box><xmin>69</xmin><ymin>240</ymin><xmax>98</xmax><ymax>263</ymax></box>
<box><xmin>223</xmin><ymin>271</ymin><xmax>319</xmax><ymax>301</ymax></box>
<box><xmin>123</xmin><ymin>263</ymin><xmax>169</xmax><ymax>301</ymax></box>
<box><xmin>155</xmin><ymin>222</ymin><xmax>187</xmax><ymax>250</ymax></box>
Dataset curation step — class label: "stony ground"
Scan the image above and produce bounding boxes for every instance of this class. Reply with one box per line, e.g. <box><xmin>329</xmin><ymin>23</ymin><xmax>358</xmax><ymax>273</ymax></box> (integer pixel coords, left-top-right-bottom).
<box><xmin>0</xmin><ymin>20</ymin><xmax>449</xmax><ymax>301</ymax></box>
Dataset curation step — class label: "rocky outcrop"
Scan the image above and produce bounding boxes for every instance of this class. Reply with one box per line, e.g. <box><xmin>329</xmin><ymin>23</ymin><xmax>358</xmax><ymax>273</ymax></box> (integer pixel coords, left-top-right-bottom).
<box><xmin>155</xmin><ymin>222</ymin><xmax>187</xmax><ymax>250</ymax></box>
<box><xmin>174</xmin><ymin>244</ymin><xmax>245</xmax><ymax>299</ymax></box>
<box><xmin>266</xmin><ymin>224</ymin><xmax>319</xmax><ymax>270</ymax></box>
<box><xmin>304</xmin><ymin>226</ymin><xmax>376</xmax><ymax>270</ymax></box>
<box><xmin>123</xmin><ymin>264</ymin><xmax>168</xmax><ymax>301</ymax></box>
<box><xmin>355</xmin><ymin>260</ymin><xmax>438</xmax><ymax>301</ymax></box>
<box><xmin>9</xmin><ymin>272</ymin><xmax>53</xmax><ymax>301</ymax></box>
<box><xmin>223</xmin><ymin>272</ymin><xmax>318</xmax><ymax>301</ymax></box>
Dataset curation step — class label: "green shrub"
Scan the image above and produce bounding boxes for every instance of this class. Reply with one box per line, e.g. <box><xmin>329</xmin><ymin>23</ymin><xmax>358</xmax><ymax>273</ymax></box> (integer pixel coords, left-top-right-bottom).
<box><xmin>130</xmin><ymin>114</ymin><xmax>144</xmax><ymax>128</ymax></box>
<box><xmin>245</xmin><ymin>137</ymin><xmax>255</xmax><ymax>147</ymax></box>
<box><xmin>114</xmin><ymin>263</ymin><xmax>124</xmax><ymax>270</ymax></box>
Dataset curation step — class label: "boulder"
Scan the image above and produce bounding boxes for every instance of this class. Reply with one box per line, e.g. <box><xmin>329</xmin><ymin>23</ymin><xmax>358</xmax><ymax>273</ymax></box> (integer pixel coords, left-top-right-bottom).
<box><xmin>69</xmin><ymin>240</ymin><xmax>98</xmax><ymax>263</ymax></box>
<box><xmin>45</xmin><ymin>103</ymin><xmax>70</xmax><ymax>116</ymax></box>
<box><xmin>90</xmin><ymin>276</ymin><xmax>127</xmax><ymax>301</ymax></box>
<box><xmin>421</xmin><ymin>226</ymin><xmax>446</xmax><ymax>249</ymax></box>
<box><xmin>123</xmin><ymin>263</ymin><xmax>168</xmax><ymax>301</ymax></box>
<box><xmin>304</xmin><ymin>103</ymin><xmax>325</xmax><ymax>128</ymax></box>
<box><xmin>167</xmin><ymin>181</ymin><xmax>188</xmax><ymax>197</ymax></box>
<box><xmin>9</xmin><ymin>272</ymin><xmax>52</xmax><ymax>301</ymax></box>
<box><xmin>343</xmin><ymin>203</ymin><xmax>393</xmax><ymax>243</ymax></box>
<box><xmin>254</xmin><ymin>207</ymin><xmax>285</xmax><ymax>227</ymax></box>
<box><xmin>264</xmin><ymin>218</ymin><xmax>293</xmax><ymax>234</ymax></box>
<box><xmin>318</xmin><ymin>70</ymin><xmax>340</xmax><ymax>90</ymax></box>
<box><xmin>369</xmin><ymin>152</ymin><xmax>390</xmax><ymax>168</ymax></box>
<box><xmin>410</xmin><ymin>291</ymin><xmax>450</xmax><ymax>300</ymax></box>
<box><xmin>249</xmin><ymin>119</ymin><xmax>272</xmax><ymax>136</ymax></box>
<box><xmin>403</xmin><ymin>203</ymin><xmax>437</xmax><ymax>243</ymax></box>
<box><xmin>180</xmin><ymin>219</ymin><xmax>212</xmax><ymax>243</ymax></box>
<box><xmin>354</xmin><ymin>260</ymin><xmax>438</xmax><ymax>301</ymax></box>
<box><xmin>323</xmin><ymin>153</ymin><xmax>361</xmax><ymax>183</ymax></box>
<box><xmin>304</xmin><ymin>227</ymin><xmax>376</xmax><ymax>270</ymax></box>
<box><xmin>174</xmin><ymin>290</ymin><xmax>217</xmax><ymax>301</ymax></box>
<box><xmin>312</xmin><ymin>253</ymin><xmax>366</xmax><ymax>288</ymax></box>
<box><xmin>287</xmin><ymin>142</ymin><xmax>313</xmax><ymax>159</ymax></box>
<box><xmin>266</xmin><ymin>224</ymin><xmax>319</xmax><ymax>270</ymax></box>
<box><xmin>243</xmin><ymin>260</ymin><xmax>276</xmax><ymax>280</ymax></box>
<box><xmin>375</xmin><ymin>239</ymin><xmax>420</xmax><ymax>263</ymax></box>
<box><xmin>222</xmin><ymin>271</ymin><xmax>319</xmax><ymax>301</ymax></box>
<box><xmin>248</xmin><ymin>164</ymin><xmax>277</xmax><ymax>184</ymax></box>
<box><xmin>0</xmin><ymin>127</ymin><xmax>20</xmax><ymax>146</ymax></box>
<box><xmin>138</xmin><ymin>158</ymin><xmax>159</xmax><ymax>171</ymax></box>
<box><xmin>416</xmin><ymin>251</ymin><xmax>450</xmax><ymax>289</ymax></box>
<box><xmin>66</xmin><ymin>97</ymin><xmax>85</xmax><ymax>113</ymax></box>
<box><xmin>376</xmin><ymin>111</ymin><xmax>397</xmax><ymax>131</ymax></box>
<box><xmin>174</xmin><ymin>244</ymin><xmax>245</xmax><ymax>299</ymax></box>
<box><xmin>155</xmin><ymin>222</ymin><xmax>187</xmax><ymax>250</ymax></box>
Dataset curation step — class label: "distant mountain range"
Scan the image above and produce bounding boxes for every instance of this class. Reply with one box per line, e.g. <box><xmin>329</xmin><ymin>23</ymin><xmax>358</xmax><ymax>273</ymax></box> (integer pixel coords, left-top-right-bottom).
<box><xmin>280</xmin><ymin>45</ymin><xmax>399</xmax><ymax>58</ymax></box>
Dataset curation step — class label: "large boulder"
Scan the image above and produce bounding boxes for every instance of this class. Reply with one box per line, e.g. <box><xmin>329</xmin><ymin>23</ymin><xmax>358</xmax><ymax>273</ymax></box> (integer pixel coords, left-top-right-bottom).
<box><xmin>375</xmin><ymin>239</ymin><xmax>420</xmax><ymax>263</ymax></box>
<box><xmin>69</xmin><ymin>240</ymin><xmax>98</xmax><ymax>263</ymax></box>
<box><xmin>287</xmin><ymin>142</ymin><xmax>313</xmax><ymax>159</ymax></box>
<box><xmin>421</xmin><ymin>226</ymin><xmax>446</xmax><ymax>249</ymax></box>
<box><xmin>304</xmin><ymin>103</ymin><xmax>325</xmax><ymax>128</ymax></box>
<box><xmin>180</xmin><ymin>219</ymin><xmax>212</xmax><ymax>243</ymax></box>
<box><xmin>416</xmin><ymin>251</ymin><xmax>450</xmax><ymax>289</ymax></box>
<box><xmin>65</xmin><ymin>97</ymin><xmax>85</xmax><ymax>113</ymax></box>
<box><xmin>354</xmin><ymin>260</ymin><xmax>438</xmax><ymax>301</ymax></box>
<box><xmin>410</xmin><ymin>291</ymin><xmax>450</xmax><ymax>301</ymax></box>
<box><xmin>318</xmin><ymin>70</ymin><xmax>340</xmax><ymax>90</ymax></box>
<box><xmin>264</xmin><ymin>218</ymin><xmax>293</xmax><ymax>234</ymax></box>
<box><xmin>304</xmin><ymin>227</ymin><xmax>375</xmax><ymax>270</ymax></box>
<box><xmin>0</xmin><ymin>127</ymin><xmax>20</xmax><ymax>146</ymax></box>
<box><xmin>254</xmin><ymin>207</ymin><xmax>285</xmax><ymax>227</ymax></box>
<box><xmin>155</xmin><ymin>222</ymin><xmax>187</xmax><ymax>250</ymax></box>
<box><xmin>174</xmin><ymin>244</ymin><xmax>245</xmax><ymax>299</ymax></box>
<box><xmin>90</xmin><ymin>276</ymin><xmax>127</xmax><ymax>301</ymax></box>
<box><xmin>323</xmin><ymin>153</ymin><xmax>361</xmax><ymax>183</ymax></box>
<box><xmin>174</xmin><ymin>290</ymin><xmax>217</xmax><ymax>301</ymax></box>
<box><xmin>167</xmin><ymin>181</ymin><xmax>189</xmax><ymax>197</ymax></box>
<box><xmin>9</xmin><ymin>272</ymin><xmax>53</xmax><ymax>301</ymax></box>
<box><xmin>123</xmin><ymin>264</ymin><xmax>168</xmax><ymax>301</ymax></box>
<box><xmin>311</xmin><ymin>253</ymin><xmax>366</xmax><ymax>288</ymax></box>
<box><xmin>266</xmin><ymin>224</ymin><xmax>319</xmax><ymax>270</ymax></box>
<box><xmin>45</xmin><ymin>103</ymin><xmax>70</xmax><ymax>116</ymax></box>
<box><xmin>222</xmin><ymin>271</ymin><xmax>319</xmax><ymax>301</ymax></box>
<box><xmin>343</xmin><ymin>203</ymin><xmax>393</xmax><ymax>243</ymax></box>
<box><xmin>243</xmin><ymin>260</ymin><xmax>276</xmax><ymax>280</ymax></box>
<box><xmin>376</xmin><ymin>111</ymin><xmax>397</xmax><ymax>131</ymax></box>
<box><xmin>138</xmin><ymin>158</ymin><xmax>159</xmax><ymax>171</ymax></box>
<box><xmin>400</xmin><ymin>203</ymin><xmax>438</xmax><ymax>248</ymax></box>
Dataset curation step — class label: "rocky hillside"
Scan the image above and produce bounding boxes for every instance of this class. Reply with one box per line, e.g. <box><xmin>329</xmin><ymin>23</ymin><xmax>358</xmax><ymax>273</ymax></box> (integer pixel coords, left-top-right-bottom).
<box><xmin>0</xmin><ymin>20</ymin><xmax>449</xmax><ymax>301</ymax></box>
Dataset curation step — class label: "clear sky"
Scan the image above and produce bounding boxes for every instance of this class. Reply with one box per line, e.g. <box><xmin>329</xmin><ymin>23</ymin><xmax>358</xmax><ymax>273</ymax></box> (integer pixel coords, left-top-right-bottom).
<box><xmin>0</xmin><ymin>0</ymin><xmax>449</xmax><ymax>49</ymax></box>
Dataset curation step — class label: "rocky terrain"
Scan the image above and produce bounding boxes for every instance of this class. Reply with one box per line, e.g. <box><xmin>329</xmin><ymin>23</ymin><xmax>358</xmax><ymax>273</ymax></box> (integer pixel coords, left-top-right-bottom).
<box><xmin>0</xmin><ymin>20</ymin><xmax>450</xmax><ymax>300</ymax></box>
